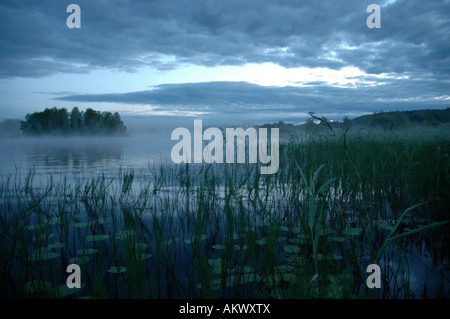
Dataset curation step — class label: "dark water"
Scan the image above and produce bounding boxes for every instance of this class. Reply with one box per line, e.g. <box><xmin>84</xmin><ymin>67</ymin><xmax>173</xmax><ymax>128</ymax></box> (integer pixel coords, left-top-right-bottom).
<box><xmin>0</xmin><ymin>133</ymin><xmax>173</xmax><ymax>182</ymax></box>
<box><xmin>0</xmin><ymin>116</ymin><xmax>238</xmax><ymax>181</ymax></box>
<box><xmin>0</xmin><ymin>126</ymin><xmax>448</xmax><ymax>298</ymax></box>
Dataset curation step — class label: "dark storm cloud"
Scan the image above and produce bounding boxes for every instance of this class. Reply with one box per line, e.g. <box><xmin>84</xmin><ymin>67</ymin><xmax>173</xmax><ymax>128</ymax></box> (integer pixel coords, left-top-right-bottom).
<box><xmin>56</xmin><ymin>80</ymin><xmax>450</xmax><ymax>121</ymax></box>
<box><xmin>1</xmin><ymin>0</ymin><xmax>449</xmax><ymax>78</ymax></box>
<box><xmin>2</xmin><ymin>0</ymin><xmax>449</xmax><ymax>120</ymax></box>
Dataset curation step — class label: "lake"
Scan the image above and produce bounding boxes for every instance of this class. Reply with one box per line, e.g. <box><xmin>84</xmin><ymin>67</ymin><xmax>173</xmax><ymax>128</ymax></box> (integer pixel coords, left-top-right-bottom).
<box><xmin>0</xmin><ymin>125</ymin><xmax>448</xmax><ymax>299</ymax></box>
<box><xmin>0</xmin><ymin>118</ymin><xmax>182</xmax><ymax>186</ymax></box>
<box><xmin>0</xmin><ymin>135</ymin><xmax>169</xmax><ymax>177</ymax></box>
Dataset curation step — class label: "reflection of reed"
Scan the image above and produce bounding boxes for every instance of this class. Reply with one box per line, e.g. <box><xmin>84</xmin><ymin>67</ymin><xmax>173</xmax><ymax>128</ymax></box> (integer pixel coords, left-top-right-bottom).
<box><xmin>0</xmin><ymin>128</ymin><xmax>449</xmax><ymax>299</ymax></box>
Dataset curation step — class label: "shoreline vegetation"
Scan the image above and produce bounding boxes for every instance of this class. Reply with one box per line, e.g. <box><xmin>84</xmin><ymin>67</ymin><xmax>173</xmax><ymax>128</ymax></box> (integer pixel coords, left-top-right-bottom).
<box><xmin>18</xmin><ymin>107</ymin><xmax>127</xmax><ymax>136</ymax></box>
<box><xmin>0</xmin><ymin>107</ymin><xmax>449</xmax><ymax>138</ymax></box>
<box><xmin>0</xmin><ymin>113</ymin><xmax>448</xmax><ymax>299</ymax></box>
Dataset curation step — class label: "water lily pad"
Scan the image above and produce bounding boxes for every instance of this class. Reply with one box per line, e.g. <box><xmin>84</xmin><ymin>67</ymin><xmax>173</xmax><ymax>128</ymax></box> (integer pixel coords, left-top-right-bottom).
<box><xmin>317</xmin><ymin>228</ymin><xmax>336</xmax><ymax>236</ymax></box>
<box><xmin>30</xmin><ymin>249</ymin><xmax>60</xmax><ymax>261</ymax></box>
<box><xmin>73</xmin><ymin>213</ymin><xmax>88</xmax><ymax>219</ymax></box>
<box><xmin>230</xmin><ymin>233</ymin><xmax>241</xmax><ymax>240</ymax></box>
<box><xmin>48</xmin><ymin>242</ymin><xmax>66</xmax><ymax>249</ymax></box>
<box><xmin>207</xmin><ymin>258</ymin><xmax>222</xmax><ymax>268</ymax></box>
<box><xmin>69</xmin><ymin>256</ymin><xmax>90</xmax><ymax>266</ymax></box>
<box><xmin>86</xmin><ymin>234</ymin><xmax>109</xmax><ymax>242</ymax></box>
<box><xmin>273</xmin><ymin>226</ymin><xmax>289</xmax><ymax>232</ymax></box>
<box><xmin>115</xmin><ymin>230</ymin><xmax>137</xmax><ymax>240</ymax></box>
<box><xmin>275</xmin><ymin>265</ymin><xmax>294</xmax><ymax>273</ymax></box>
<box><xmin>238</xmin><ymin>273</ymin><xmax>260</xmax><ymax>284</ymax></box>
<box><xmin>212</xmin><ymin>244</ymin><xmax>226</xmax><ymax>250</ymax></box>
<box><xmin>73</xmin><ymin>221</ymin><xmax>96</xmax><ymax>228</ymax></box>
<box><xmin>283</xmin><ymin>245</ymin><xmax>301</xmax><ymax>254</ymax></box>
<box><xmin>286</xmin><ymin>255</ymin><xmax>304</xmax><ymax>265</ymax></box>
<box><xmin>76</xmin><ymin>248</ymin><xmax>99</xmax><ymax>255</ymax></box>
<box><xmin>96</xmin><ymin>217</ymin><xmax>110</xmax><ymax>224</ymax></box>
<box><xmin>233</xmin><ymin>244</ymin><xmax>247</xmax><ymax>251</ymax></box>
<box><xmin>277</xmin><ymin>236</ymin><xmax>287</xmax><ymax>242</ymax></box>
<box><xmin>57</xmin><ymin>284</ymin><xmax>84</xmax><ymax>297</ymax></box>
<box><xmin>197</xmin><ymin>278</ymin><xmax>222</xmax><ymax>291</ymax></box>
<box><xmin>241</xmin><ymin>266</ymin><xmax>254</xmax><ymax>273</ymax></box>
<box><xmin>46</xmin><ymin>217</ymin><xmax>60</xmax><ymax>225</ymax></box>
<box><xmin>211</xmin><ymin>267</ymin><xmax>222</xmax><ymax>275</ymax></box>
<box><xmin>316</xmin><ymin>253</ymin><xmax>343</xmax><ymax>261</ymax></box>
<box><xmin>342</xmin><ymin>227</ymin><xmax>362</xmax><ymax>236</ymax></box>
<box><xmin>332</xmin><ymin>254</ymin><xmax>343</xmax><ymax>260</ymax></box>
<box><xmin>328</xmin><ymin>236</ymin><xmax>346</xmax><ymax>243</ymax></box>
<box><xmin>26</xmin><ymin>217</ymin><xmax>59</xmax><ymax>231</ymax></box>
<box><xmin>33</xmin><ymin>233</ymin><xmax>55</xmax><ymax>242</ymax></box>
<box><xmin>287</xmin><ymin>237</ymin><xmax>308</xmax><ymax>245</ymax></box>
<box><xmin>255</xmin><ymin>238</ymin><xmax>267</xmax><ymax>245</ymax></box>
<box><xmin>265</xmin><ymin>273</ymin><xmax>296</xmax><ymax>286</ymax></box>
<box><xmin>207</xmin><ymin>258</ymin><xmax>223</xmax><ymax>274</ymax></box>
<box><xmin>329</xmin><ymin>273</ymin><xmax>353</xmax><ymax>284</ymax></box>
<box><xmin>132</xmin><ymin>253</ymin><xmax>152</xmax><ymax>261</ymax></box>
<box><xmin>32</xmin><ymin>246</ymin><xmax>52</xmax><ymax>253</ymax></box>
<box><xmin>26</xmin><ymin>223</ymin><xmax>49</xmax><ymax>231</ymax></box>
<box><xmin>185</xmin><ymin>234</ymin><xmax>208</xmax><ymax>243</ymax></box>
<box><xmin>134</xmin><ymin>242</ymin><xmax>149</xmax><ymax>250</ymax></box>
<box><xmin>24</xmin><ymin>281</ymin><xmax>54</xmax><ymax>295</ymax></box>
<box><xmin>316</xmin><ymin>254</ymin><xmax>332</xmax><ymax>261</ymax></box>
<box><xmin>376</xmin><ymin>220</ymin><xmax>394</xmax><ymax>231</ymax></box>
<box><xmin>209</xmin><ymin>275</ymin><xmax>242</xmax><ymax>287</ymax></box>
<box><xmin>164</xmin><ymin>238</ymin><xmax>179</xmax><ymax>246</ymax></box>
<box><xmin>107</xmin><ymin>266</ymin><xmax>127</xmax><ymax>274</ymax></box>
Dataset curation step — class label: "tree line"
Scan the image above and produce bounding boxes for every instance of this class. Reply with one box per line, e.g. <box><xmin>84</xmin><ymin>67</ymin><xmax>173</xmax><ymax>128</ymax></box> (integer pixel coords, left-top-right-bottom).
<box><xmin>20</xmin><ymin>107</ymin><xmax>127</xmax><ymax>136</ymax></box>
<box><xmin>351</xmin><ymin>108</ymin><xmax>450</xmax><ymax>129</ymax></box>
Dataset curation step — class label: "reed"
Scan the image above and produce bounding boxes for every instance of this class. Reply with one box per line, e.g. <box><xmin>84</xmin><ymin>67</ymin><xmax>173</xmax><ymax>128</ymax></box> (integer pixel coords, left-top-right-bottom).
<box><xmin>0</xmin><ymin>126</ymin><xmax>448</xmax><ymax>299</ymax></box>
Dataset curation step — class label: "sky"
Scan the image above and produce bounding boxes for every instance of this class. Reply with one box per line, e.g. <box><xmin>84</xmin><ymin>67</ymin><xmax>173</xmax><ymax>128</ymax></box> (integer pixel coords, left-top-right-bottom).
<box><xmin>0</xmin><ymin>0</ymin><xmax>449</xmax><ymax>124</ymax></box>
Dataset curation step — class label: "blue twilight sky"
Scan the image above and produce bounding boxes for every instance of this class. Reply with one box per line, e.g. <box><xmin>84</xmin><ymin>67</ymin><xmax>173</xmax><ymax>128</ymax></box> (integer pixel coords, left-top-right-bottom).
<box><xmin>0</xmin><ymin>0</ymin><xmax>449</xmax><ymax>124</ymax></box>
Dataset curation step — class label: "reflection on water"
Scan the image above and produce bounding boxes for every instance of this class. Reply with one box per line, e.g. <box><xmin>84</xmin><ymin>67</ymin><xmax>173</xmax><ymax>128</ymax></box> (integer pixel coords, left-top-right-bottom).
<box><xmin>27</xmin><ymin>139</ymin><xmax>123</xmax><ymax>168</ymax></box>
<box><xmin>0</xmin><ymin>133</ymin><xmax>173</xmax><ymax>180</ymax></box>
<box><xmin>0</xmin><ymin>127</ymin><xmax>449</xmax><ymax>299</ymax></box>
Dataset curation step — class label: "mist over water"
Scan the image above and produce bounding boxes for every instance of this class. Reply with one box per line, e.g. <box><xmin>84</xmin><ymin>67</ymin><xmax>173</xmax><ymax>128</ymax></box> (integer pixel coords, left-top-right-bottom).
<box><xmin>0</xmin><ymin>115</ymin><xmax>271</xmax><ymax>185</ymax></box>
<box><xmin>1</xmin><ymin>115</ymin><xmax>448</xmax><ymax>299</ymax></box>
<box><xmin>0</xmin><ymin>116</ymin><xmax>193</xmax><ymax>181</ymax></box>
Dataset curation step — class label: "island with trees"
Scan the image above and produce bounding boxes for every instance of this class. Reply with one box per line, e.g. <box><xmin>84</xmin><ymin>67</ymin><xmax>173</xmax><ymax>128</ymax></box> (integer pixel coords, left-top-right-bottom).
<box><xmin>20</xmin><ymin>107</ymin><xmax>127</xmax><ymax>136</ymax></box>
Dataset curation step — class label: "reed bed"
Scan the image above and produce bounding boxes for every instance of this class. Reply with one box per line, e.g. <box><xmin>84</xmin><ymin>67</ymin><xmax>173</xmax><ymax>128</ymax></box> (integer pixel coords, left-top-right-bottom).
<box><xmin>0</xmin><ymin>127</ymin><xmax>448</xmax><ymax>299</ymax></box>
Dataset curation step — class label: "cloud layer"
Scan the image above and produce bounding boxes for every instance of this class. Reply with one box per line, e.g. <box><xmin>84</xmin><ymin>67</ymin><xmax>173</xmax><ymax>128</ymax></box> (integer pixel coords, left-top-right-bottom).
<box><xmin>1</xmin><ymin>0</ymin><xmax>449</xmax><ymax>121</ymax></box>
<box><xmin>1</xmin><ymin>0</ymin><xmax>449</xmax><ymax>78</ymax></box>
<box><xmin>55</xmin><ymin>80</ymin><xmax>450</xmax><ymax>122</ymax></box>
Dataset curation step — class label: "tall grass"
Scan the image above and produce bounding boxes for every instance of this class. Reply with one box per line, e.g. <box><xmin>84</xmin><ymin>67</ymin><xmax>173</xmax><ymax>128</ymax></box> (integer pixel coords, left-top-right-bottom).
<box><xmin>0</xmin><ymin>126</ymin><xmax>448</xmax><ymax>299</ymax></box>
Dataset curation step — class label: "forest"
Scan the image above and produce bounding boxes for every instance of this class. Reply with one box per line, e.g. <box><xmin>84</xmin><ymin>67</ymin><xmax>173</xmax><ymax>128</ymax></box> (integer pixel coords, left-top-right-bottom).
<box><xmin>258</xmin><ymin>108</ymin><xmax>450</xmax><ymax>137</ymax></box>
<box><xmin>20</xmin><ymin>107</ymin><xmax>127</xmax><ymax>136</ymax></box>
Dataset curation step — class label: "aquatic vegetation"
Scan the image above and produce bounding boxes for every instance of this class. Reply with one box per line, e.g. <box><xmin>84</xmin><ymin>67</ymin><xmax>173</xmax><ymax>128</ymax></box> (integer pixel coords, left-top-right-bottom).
<box><xmin>0</xmin><ymin>128</ymin><xmax>448</xmax><ymax>299</ymax></box>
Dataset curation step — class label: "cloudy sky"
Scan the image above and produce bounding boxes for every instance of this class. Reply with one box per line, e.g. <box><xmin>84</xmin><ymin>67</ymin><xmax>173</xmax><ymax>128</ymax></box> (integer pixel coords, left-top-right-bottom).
<box><xmin>0</xmin><ymin>0</ymin><xmax>449</xmax><ymax>123</ymax></box>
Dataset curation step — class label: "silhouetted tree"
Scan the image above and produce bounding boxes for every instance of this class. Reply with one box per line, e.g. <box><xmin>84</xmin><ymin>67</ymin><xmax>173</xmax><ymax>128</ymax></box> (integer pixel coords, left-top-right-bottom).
<box><xmin>425</xmin><ymin>110</ymin><xmax>439</xmax><ymax>126</ymax></box>
<box><xmin>83</xmin><ymin>108</ymin><xmax>103</xmax><ymax>134</ymax></box>
<box><xmin>112</xmin><ymin>112</ymin><xmax>127</xmax><ymax>135</ymax></box>
<box><xmin>70</xmin><ymin>107</ymin><xmax>83</xmax><ymax>132</ymax></box>
<box><xmin>20</xmin><ymin>107</ymin><xmax>127</xmax><ymax>136</ymax></box>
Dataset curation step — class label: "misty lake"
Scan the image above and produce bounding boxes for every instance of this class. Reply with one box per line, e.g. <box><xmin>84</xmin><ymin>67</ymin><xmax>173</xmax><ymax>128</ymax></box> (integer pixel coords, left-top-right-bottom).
<box><xmin>0</xmin><ymin>116</ymin><xmax>266</xmax><ymax>182</ymax></box>
<box><xmin>0</xmin><ymin>121</ymin><xmax>178</xmax><ymax>185</ymax></box>
<box><xmin>0</xmin><ymin>122</ymin><xmax>448</xmax><ymax>299</ymax></box>
<box><xmin>0</xmin><ymin>135</ymin><xmax>170</xmax><ymax>177</ymax></box>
